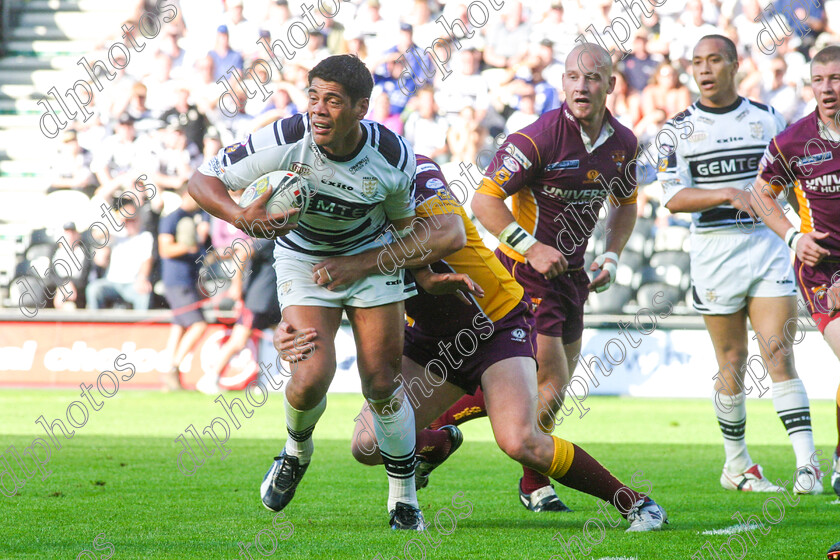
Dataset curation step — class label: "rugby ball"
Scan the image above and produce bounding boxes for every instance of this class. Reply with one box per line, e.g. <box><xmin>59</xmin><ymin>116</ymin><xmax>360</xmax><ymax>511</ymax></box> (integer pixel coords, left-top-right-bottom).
<box><xmin>237</xmin><ymin>170</ymin><xmax>310</xmax><ymax>226</ymax></box>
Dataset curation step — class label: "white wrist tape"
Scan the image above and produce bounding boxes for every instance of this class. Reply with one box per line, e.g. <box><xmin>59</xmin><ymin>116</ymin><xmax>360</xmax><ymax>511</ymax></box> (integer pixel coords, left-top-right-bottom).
<box><xmin>784</xmin><ymin>227</ymin><xmax>803</xmax><ymax>252</ymax></box>
<box><xmin>499</xmin><ymin>222</ymin><xmax>537</xmax><ymax>255</ymax></box>
<box><xmin>593</xmin><ymin>251</ymin><xmax>618</xmax><ymax>293</ymax></box>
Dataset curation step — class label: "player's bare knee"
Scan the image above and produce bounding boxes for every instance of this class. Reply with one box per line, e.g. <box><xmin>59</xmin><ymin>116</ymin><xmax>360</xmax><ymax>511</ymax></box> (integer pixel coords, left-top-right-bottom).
<box><xmin>350</xmin><ymin>431</ymin><xmax>380</xmax><ymax>465</ymax></box>
<box><xmin>360</xmin><ymin>374</ymin><xmax>401</xmax><ymax>402</ymax></box>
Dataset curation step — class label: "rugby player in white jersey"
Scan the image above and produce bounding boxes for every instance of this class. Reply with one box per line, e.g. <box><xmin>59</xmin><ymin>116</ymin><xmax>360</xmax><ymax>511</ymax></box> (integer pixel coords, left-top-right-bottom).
<box><xmin>658</xmin><ymin>35</ymin><xmax>820</xmax><ymax>494</ymax></box>
<box><xmin>188</xmin><ymin>55</ymin><xmax>430</xmax><ymax>529</ymax></box>
<box><xmin>751</xmin><ymin>45</ymin><xmax>840</xmax><ymax>503</ymax></box>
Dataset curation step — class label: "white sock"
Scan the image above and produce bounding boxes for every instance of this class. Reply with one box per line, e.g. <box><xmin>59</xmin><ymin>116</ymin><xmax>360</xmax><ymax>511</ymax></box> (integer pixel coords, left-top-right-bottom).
<box><xmin>369</xmin><ymin>388</ymin><xmax>418</xmax><ymax>512</ymax></box>
<box><xmin>772</xmin><ymin>379</ymin><xmax>815</xmax><ymax>468</ymax></box>
<box><xmin>714</xmin><ymin>392</ymin><xmax>752</xmax><ymax>473</ymax></box>
<box><xmin>283</xmin><ymin>396</ymin><xmax>326</xmax><ymax>465</ymax></box>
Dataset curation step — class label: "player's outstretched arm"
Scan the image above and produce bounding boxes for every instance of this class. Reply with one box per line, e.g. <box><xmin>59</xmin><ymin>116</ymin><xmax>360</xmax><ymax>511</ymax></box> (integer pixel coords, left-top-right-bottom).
<box><xmin>187</xmin><ymin>171</ymin><xmax>298</xmax><ymax>239</ymax></box>
<box><xmin>313</xmin><ymin>213</ymin><xmax>466</xmax><ymax>287</ymax></box>
<box><xmin>472</xmin><ymin>191</ymin><xmax>567</xmax><ymax>279</ymax></box>
<box><xmin>588</xmin><ymin>202</ymin><xmax>636</xmax><ymax>293</ymax></box>
<box><xmin>751</xmin><ymin>178</ymin><xmax>830</xmax><ymax>267</ymax></box>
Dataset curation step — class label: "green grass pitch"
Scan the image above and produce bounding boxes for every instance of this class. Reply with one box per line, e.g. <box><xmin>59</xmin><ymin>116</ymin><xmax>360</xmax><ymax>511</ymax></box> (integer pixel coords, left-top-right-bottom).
<box><xmin>0</xmin><ymin>390</ymin><xmax>837</xmax><ymax>559</ymax></box>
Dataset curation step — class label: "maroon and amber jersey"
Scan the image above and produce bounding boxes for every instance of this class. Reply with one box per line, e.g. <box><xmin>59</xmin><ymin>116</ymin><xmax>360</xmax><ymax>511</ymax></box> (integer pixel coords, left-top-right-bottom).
<box><xmin>759</xmin><ymin>110</ymin><xmax>840</xmax><ymax>257</ymax></box>
<box><xmin>405</xmin><ymin>155</ymin><xmax>525</xmax><ymax>338</ymax></box>
<box><xmin>476</xmin><ymin>103</ymin><xmax>638</xmax><ymax>268</ymax></box>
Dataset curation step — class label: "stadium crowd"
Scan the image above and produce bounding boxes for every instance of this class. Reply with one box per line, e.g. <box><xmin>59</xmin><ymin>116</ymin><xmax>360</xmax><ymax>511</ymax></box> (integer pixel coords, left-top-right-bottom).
<box><xmin>29</xmin><ymin>0</ymin><xmax>839</xmax><ymax>313</ymax></box>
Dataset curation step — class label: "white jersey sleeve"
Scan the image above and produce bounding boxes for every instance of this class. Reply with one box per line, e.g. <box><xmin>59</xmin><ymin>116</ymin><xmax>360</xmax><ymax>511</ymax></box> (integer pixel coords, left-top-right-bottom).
<box><xmin>658</xmin><ymin>118</ymin><xmax>694</xmax><ymax>208</ymax></box>
<box><xmin>197</xmin><ymin>115</ymin><xmax>304</xmax><ymax>190</ymax></box>
<box><xmin>381</xmin><ymin>145</ymin><xmax>417</xmax><ymax>221</ymax></box>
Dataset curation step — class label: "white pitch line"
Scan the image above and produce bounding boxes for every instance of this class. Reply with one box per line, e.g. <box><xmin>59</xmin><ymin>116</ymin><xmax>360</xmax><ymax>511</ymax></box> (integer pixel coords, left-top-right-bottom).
<box><xmin>831</xmin><ymin>498</ymin><xmax>840</xmax><ymax>505</ymax></box>
<box><xmin>596</xmin><ymin>557</ymin><xmax>638</xmax><ymax>560</ymax></box>
<box><xmin>700</xmin><ymin>522</ymin><xmax>762</xmax><ymax>536</ymax></box>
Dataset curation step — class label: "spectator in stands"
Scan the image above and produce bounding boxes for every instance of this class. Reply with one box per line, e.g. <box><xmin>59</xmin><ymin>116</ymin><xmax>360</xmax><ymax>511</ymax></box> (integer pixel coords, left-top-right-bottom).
<box><xmin>145</xmin><ymin>52</ymin><xmax>179</xmax><ymax>114</ymax></box>
<box><xmin>85</xmin><ymin>202</ymin><xmax>154</xmax><ymax>311</ymax></box>
<box><xmin>259</xmin><ymin>83</ymin><xmax>297</xmax><ymax>117</ymax></box>
<box><xmin>775</xmin><ymin>0</ymin><xmax>825</xmax><ymax>54</ymax></box>
<box><xmin>48</xmin><ymin>222</ymin><xmax>94</xmax><ymax>311</ymax></box>
<box><xmin>622</xmin><ymin>31</ymin><xmax>661</xmax><ymax>93</ymax></box>
<box><xmin>447</xmin><ymin>105</ymin><xmax>485</xmax><ymax>165</ymax></box>
<box><xmin>214</xmin><ymin>88</ymin><xmax>254</xmax><ymax>145</ymax></box>
<box><xmin>533</xmin><ymin>38</ymin><xmax>564</xmax><ymax>92</ymax></box>
<box><xmin>762</xmin><ymin>56</ymin><xmax>801</xmax><ymax>123</ymax></box>
<box><xmin>607</xmin><ymin>70</ymin><xmax>642</xmax><ymax>130</ymax></box>
<box><xmin>636</xmin><ymin>63</ymin><xmax>691</xmax><ymax>140</ymax></box>
<box><xmin>504</xmin><ymin>91</ymin><xmax>539</xmax><ymax>135</ymax></box>
<box><xmin>196</xmin><ymin>237</ymin><xmax>281</xmax><ymax>395</ymax></box>
<box><xmin>531</xmin><ymin>4</ymin><xmax>577</xmax><ymax>63</ymax></box>
<box><xmin>321</xmin><ymin>13</ymin><xmax>346</xmax><ymax>55</ymax></box>
<box><xmin>344</xmin><ymin>26</ymin><xmax>367</xmax><ymax>59</ymax></box>
<box><xmin>502</xmin><ymin>51</ymin><xmax>560</xmax><ymax>116</ymax></box>
<box><xmin>161</xmin><ymin>85</ymin><xmax>210</xmax><ymax>151</ymax></box>
<box><xmin>190</xmin><ymin>55</ymin><xmax>222</xmax><ymax>116</ymax></box>
<box><xmin>484</xmin><ymin>0</ymin><xmax>531</xmax><ymax>68</ymax></box>
<box><xmin>358</xmin><ymin>0</ymin><xmax>393</xmax><ymax>59</ymax></box>
<box><xmin>92</xmin><ymin>114</ymin><xmax>152</xmax><ymax>201</ymax></box>
<box><xmin>437</xmin><ymin>46</ymin><xmax>491</xmax><ymax>125</ymax></box>
<box><xmin>371</xmin><ymin>57</ymin><xmax>412</xmax><ymax>117</ymax></box>
<box><xmin>223</xmin><ymin>0</ymin><xmax>259</xmax><ymax>55</ymax></box>
<box><xmin>371</xmin><ymin>91</ymin><xmax>403</xmax><ymax>134</ymax></box>
<box><xmin>159</xmin><ymin>26</ymin><xmax>186</xmax><ymax>77</ymax></box>
<box><xmin>209</xmin><ymin>25</ymin><xmax>244</xmax><ymax>82</ymax></box>
<box><xmin>158</xmin><ymin>187</ymin><xmax>211</xmax><ymax>391</ymax></box>
<box><xmin>404</xmin><ymin>86</ymin><xmax>449</xmax><ymax>163</ymax></box>
<box><xmin>153</xmin><ymin>122</ymin><xmax>199</xmax><ymax>191</ymax></box>
<box><xmin>47</xmin><ymin>130</ymin><xmax>97</xmax><ymax>198</ymax></box>
<box><xmin>116</xmin><ymin>82</ymin><xmax>159</xmax><ymax>136</ymax></box>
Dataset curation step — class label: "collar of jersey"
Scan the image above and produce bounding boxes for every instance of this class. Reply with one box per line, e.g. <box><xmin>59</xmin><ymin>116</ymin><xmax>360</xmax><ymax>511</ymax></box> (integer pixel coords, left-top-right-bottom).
<box><xmin>580</xmin><ymin>118</ymin><xmax>614</xmax><ymax>153</ymax></box>
<box><xmin>308</xmin><ymin>123</ymin><xmax>369</xmax><ymax>163</ymax></box>
<box><xmin>817</xmin><ymin>115</ymin><xmax>840</xmax><ymax>143</ymax></box>
<box><xmin>561</xmin><ymin>102</ymin><xmax>616</xmax><ymax>154</ymax></box>
<box><xmin>695</xmin><ymin>96</ymin><xmax>743</xmax><ymax>115</ymax></box>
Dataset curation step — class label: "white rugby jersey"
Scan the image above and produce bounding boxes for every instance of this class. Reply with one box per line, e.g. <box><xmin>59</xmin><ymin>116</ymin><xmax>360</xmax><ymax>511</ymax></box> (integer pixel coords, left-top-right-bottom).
<box><xmin>198</xmin><ymin>112</ymin><xmax>417</xmax><ymax>261</ymax></box>
<box><xmin>658</xmin><ymin>97</ymin><xmax>786</xmax><ymax>232</ymax></box>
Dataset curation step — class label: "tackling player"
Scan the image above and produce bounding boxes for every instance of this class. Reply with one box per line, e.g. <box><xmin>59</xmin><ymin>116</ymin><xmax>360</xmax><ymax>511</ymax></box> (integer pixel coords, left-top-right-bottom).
<box><xmin>277</xmin><ymin>155</ymin><xmax>669</xmax><ymax>532</ymax></box>
<box><xmin>659</xmin><ymin>35</ymin><xmax>820</xmax><ymax>495</ymax></box>
<box><xmin>751</xmin><ymin>44</ymin><xmax>840</xmax><ymax>498</ymax></box>
<box><xmin>189</xmin><ymin>55</ymin><xmax>428</xmax><ymax>529</ymax></box>
<box><xmin>431</xmin><ymin>41</ymin><xmax>640</xmax><ymax>512</ymax></box>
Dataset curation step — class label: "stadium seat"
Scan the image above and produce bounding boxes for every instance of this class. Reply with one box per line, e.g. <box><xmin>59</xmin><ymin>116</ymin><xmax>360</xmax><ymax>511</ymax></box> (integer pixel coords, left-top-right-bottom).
<box><xmin>23</xmin><ymin>242</ymin><xmax>53</xmax><ymax>263</ymax></box>
<box><xmin>587</xmin><ymin>284</ymin><xmax>634</xmax><ymax>314</ymax></box>
<box><xmin>636</xmin><ymin>282</ymin><xmax>682</xmax><ymax>315</ymax></box>
<box><xmin>9</xmin><ymin>274</ymin><xmax>48</xmax><ymax>311</ymax></box>
<box><xmin>616</xmin><ymin>250</ymin><xmax>645</xmax><ymax>288</ymax></box>
<box><xmin>649</xmin><ymin>251</ymin><xmax>691</xmax><ymax>291</ymax></box>
<box><xmin>654</xmin><ymin>225</ymin><xmax>690</xmax><ymax>252</ymax></box>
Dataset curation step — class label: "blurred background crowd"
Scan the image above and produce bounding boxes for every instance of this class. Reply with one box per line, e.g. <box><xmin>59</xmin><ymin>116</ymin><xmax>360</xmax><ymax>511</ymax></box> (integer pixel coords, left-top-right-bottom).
<box><xmin>4</xmin><ymin>0</ymin><xmax>836</xmax><ymax>316</ymax></box>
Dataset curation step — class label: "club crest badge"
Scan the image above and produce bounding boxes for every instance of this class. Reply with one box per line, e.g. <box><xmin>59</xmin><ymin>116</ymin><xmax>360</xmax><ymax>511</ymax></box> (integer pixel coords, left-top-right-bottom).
<box><xmin>362</xmin><ymin>176</ymin><xmax>378</xmax><ymax>197</ymax></box>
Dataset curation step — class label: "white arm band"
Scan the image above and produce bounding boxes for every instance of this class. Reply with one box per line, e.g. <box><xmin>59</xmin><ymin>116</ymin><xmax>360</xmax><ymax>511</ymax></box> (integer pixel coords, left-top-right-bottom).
<box><xmin>593</xmin><ymin>251</ymin><xmax>619</xmax><ymax>293</ymax></box>
<box><xmin>784</xmin><ymin>227</ymin><xmax>803</xmax><ymax>252</ymax></box>
<box><xmin>499</xmin><ymin>222</ymin><xmax>538</xmax><ymax>255</ymax></box>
